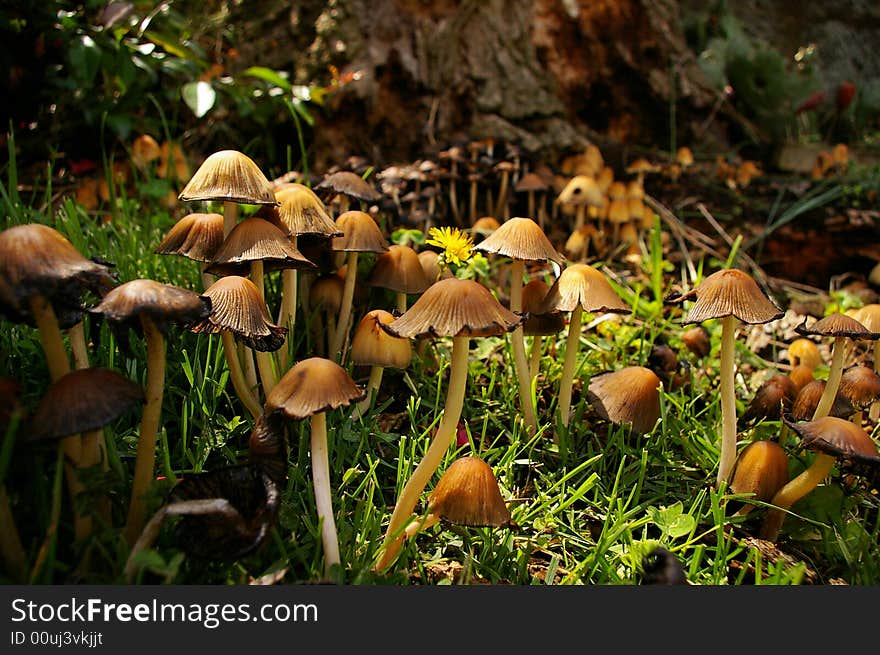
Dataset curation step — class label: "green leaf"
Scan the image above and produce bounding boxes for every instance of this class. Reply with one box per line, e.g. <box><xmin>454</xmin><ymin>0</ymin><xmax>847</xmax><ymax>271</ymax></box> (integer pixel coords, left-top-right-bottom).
<box><xmin>242</xmin><ymin>66</ymin><xmax>292</xmax><ymax>91</ymax></box>
<box><xmin>68</xmin><ymin>34</ymin><xmax>102</xmax><ymax>86</ymax></box>
<box><xmin>648</xmin><ymin>502</ymin><xmax>696</xmax><ymax>539</ymax></box>
<box><xmin>181</xmin><ymin>80</ymin><xmax>216</xmax><ymax>118</ymax></box>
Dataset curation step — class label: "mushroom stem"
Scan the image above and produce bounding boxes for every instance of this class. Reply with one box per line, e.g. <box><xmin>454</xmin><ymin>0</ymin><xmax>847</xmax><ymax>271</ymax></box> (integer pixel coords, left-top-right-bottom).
<box><xmin>403</xmin><ymin>513</ymin><xmax>441</xmax><ymax>540</ymax></box>
<box><xmin>395</xmin><ymin>292</ymin><xmax>407</xmax><ymax>314</ymax></box>
<box><xmin>68</xmin><ymin>322</ymin><xmax>90</xmax><ymax>370</ymax></box>
<box><xmin>124</xmin><ymin>315</ymin><xmax>166</xmax><ymax>546</ymax></box>
<box><xmin>330</xmin><ymin>251</ymin><xmax>359</xmax><ymax>361</ymax></box>
<box><xmin>223</xmin><ymin>200</ymin><xmax>239</xmax><ymax>239</ymax></box>
<box><xmin>871</xmin><ymin>342</ymin><xmax>880</xmax><ymax>421</ymax></box>
<box><xmin>759</xmin><ymin>452</ymin><xmax>836</xmax><ymax>542</ymax></box>
<box><xmin>529</xmin><ymin>336</ymin><xmax>543</xmax><ymax>380</ymax></box>
<box><xmin>355</xmin><ymin>365</ymin><xmax>385</xmax><ymax>418</ymax></box>
<box><xmin>220</xmin><ymin>332</ymin><xmax>262</xmax><ymax>420</ymax></box>
<box><xmin>375</xmin><ymin>335</ymin><xmax>469</xmax><ymax>571</ymax></box>
<box><xmin>717</xmin><ymin>314</ymin><xmax>738</xmax><ymax>489</ymax></box>
<box><xmin>812</xmin><ymin>336</ymin><xmax>847</xmax><ymax>420</ymax></box>
<box><xmin>310</xmin><ymin>411</ymin><xmax>341</xmax><ymax>577</ymax></box>
<box><xmin>574</xmin><ymin>205</ymin><xmax>586</xmax><ymax>232</ymax></box>
<box><xmin>255</xmin><ymin>349</ymin><xmax>278</xmax><ymax>397</ymax></box>
<box><xmin>509</xmin><ymin>260</ymin><xmax>537</xmax><ymax>435</ymax></box>
<box><xmin>277</xmin><ymin>236</ymin><xmax>300</xmax><ymax>369</ymax></box>
<box><xmin>557</xmin><ymin>305</ymin><xmax>584</xmax><ymax>430</ymax></box>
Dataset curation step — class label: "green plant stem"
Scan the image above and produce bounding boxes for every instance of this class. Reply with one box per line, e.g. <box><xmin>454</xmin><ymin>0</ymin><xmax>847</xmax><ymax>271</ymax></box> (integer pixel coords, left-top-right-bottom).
<box><xmin>310</xmin><ymin>412</ymin><xmax>341</xmax><ymax>578</ymax></box>
<box><xmin>509</xmin><ymin>260</ymin><xmax>537</xmax><ymax>436</ymax></box>
<box><xmin>759</xmin><ymin>453</ymin><xmax>835</xmax><ymax>542</ymax></box>
<box><xmin>220</xmin><ymin>332</ymin><xmax>262</xmax><ymax>420</ymax></box>
<box><xmin>558</xmin><ymin>306</ymin><xmax>583</xmax><ymax>430</ymax></box>
<box><xmin>375</xmin><ymin>335</ymin><xmax>469</xmax><ymax>571</ymax></box>
<box><xmin>330</xmin><ymin>251</ymin><xmax>359</xmax><ymax>361</ymax></box>
<box><xmin>812</xmin><ymin>336</ymin><xmax>847</xmax><ymax>420</ymax></box>
<box><xmin>124</xmin><ymin>315</ymin><xmax>166</xmax><ymax>546</ymax></box>
<box><xmin>717</xmin><ymin>315</ymin><xmax>738</xmax><ymax>489</ymax></box>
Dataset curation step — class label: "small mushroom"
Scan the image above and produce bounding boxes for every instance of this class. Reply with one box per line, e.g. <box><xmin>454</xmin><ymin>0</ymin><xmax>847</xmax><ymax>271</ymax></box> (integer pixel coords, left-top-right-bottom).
<box><xmin>740</xmin><ymin>373</ymin><xmax>797</xmax><ymax>427</ymax></box>
<box><xmin>586</xmin><ymin>366</ymin><xmax>662</xmax><ymax>436</ymax></box>
<box><xmin>727</xmin><ymin>440</ymin><xmax>790</xmax><ymax>517</ymax></box>
<box><xmin>367</xmin><ymin>244</ymin><xmax>431</xmax><ymax>313</ymax></box>
<box><xmin>349</xmin><ymin>309</ymin><xmax>412</xmax><ymax>417</ymax></box>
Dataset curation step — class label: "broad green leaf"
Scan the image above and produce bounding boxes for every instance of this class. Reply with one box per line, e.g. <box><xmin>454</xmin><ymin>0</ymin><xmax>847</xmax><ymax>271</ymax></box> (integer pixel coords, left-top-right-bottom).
<box><xmin>648</xmin><ymin>502</ymin><xmax>696</xmax><ymax>539</ymax></box>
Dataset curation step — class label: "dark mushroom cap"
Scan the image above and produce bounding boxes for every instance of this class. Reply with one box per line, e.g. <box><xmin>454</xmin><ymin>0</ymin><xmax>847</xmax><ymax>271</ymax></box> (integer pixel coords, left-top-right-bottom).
<box><xmin>189</xmin><ymin>275</ymin><xmax>286</xmax><ymax>352</ymax></box>
<box><xmin>473</xmin><ymin>216</ymin><xmax>564</xmax><ymax>265</ymax></box>
<box><xmin>838</xmin><ymin>365</ymin><xmax>880</xmax><ymax>410</ymax></box>
<box><xmin>330</xmin><ymin>210</ymin><xmax>389</xmax><ymax>253</ymax></box>
<box><xmin>368</xmin><ymin>244</ymin><xmax>431</xmax><ymax>294</ymax></box>
<box><xmin>154</xmin><ymin>212</ymin><xmax>225</xmax><ymax>262</ymax></box>
<box><xmin>680</xmin><ymin>326</ymin><xmax>711</xmax><ymax>358</ymax></box>
<box><xmin>26</xmin><ymin>367</ymin><xmax>144</xmax><ymax>443</ymax></box>
<box><xmin>540</xmin><ymin>263</ymin><xmax>630</xmax><ymax>315</ymax></box>
<box><xmin>204</xmin><ymin>217</ymin><xmax>315</xmax><ymax>276</ymax></box>
<box><xmin>669</xmin><ymin>268</ymin><xmax>784</xmax><ymax>325</ymax></box>
<box><xmin>265</xmin><ymin>357</ymin><xmax>365</xmax><ymax>420</ymax></box>
<box><xmin>783</xmin><ymin>415</ymin><xmax>880</xmax><ymax>468</ymax></box>
<box><xmin>349</xmin><ymin>309</ymin><xmax>412</xmax><ymax>369</ymax></box>
<box><xmin>178</xmin><ymin>150</ymin><xmax>277</xmax><ymax>205</ymax></box>
<box><xmin>790</xmin><ymin>379</ymin><xmax>854</xmax><ymax>421</ymax></box>
<box><xmin>521</xmin><ymin>279</ymin><xmax>565</xmax><ymax>336</ymax></box>
<box><xmin>309</xmin><ymin>275</ymin><xmax>345</xmax><ymax>314</ymax></box>
<box><xmin>314</xmin><ymin>170</ymin><xmax>381</xmax><ymax>203</ymax></box>
<box><xmin>382</xmin><ymin>277</ymin><xmax>524</xmax><ymax>339</ymax></box>
<box><xmin>741</xmin><ymin>373</ymin><xmax>798</xmax><ymax>425</ymax></box>
<box><xmin>427</xmin><ymin>456</ymin><xmax>513</xmax><ymax>528</ymax></box>
<box><xmin>514</xmin><ymin>172</ymin><xmax>549</xmax><ymax>193</ymax></box>
<box><xmin>90</xmin><ymin>279</ymin><xmax>211</xmax><ymax>342</ymax></box>
<box><xmin>794</xmin><ymin>313</ymin><xmax>880</xmax><ymax>340</ymax></box>
<box><xmin>728</xmin><ymin>440</ymin><xmax>790</xmax><ymax>506</ymax></box>
<box><xmin>586</xmin><ymin>366</ymin><xmax>662</xmax><ymax>435</ymax></box>
<box><xmin>0</xmin><ymin>223</ymin><xmax>116</xmax><ymax>326</ymax></box>
<box><xmin>260</xmin><ymin>183</ymin><xmax>342</xmax><ymax>238</ymax></box>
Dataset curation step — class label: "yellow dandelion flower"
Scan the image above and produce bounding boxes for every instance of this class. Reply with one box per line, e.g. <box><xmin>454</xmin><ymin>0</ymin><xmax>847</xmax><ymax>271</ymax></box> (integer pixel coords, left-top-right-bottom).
<box><xmin>426</xmin><ymin>226</ymin><xmax>474</xmax><ymax>267</ymax></box>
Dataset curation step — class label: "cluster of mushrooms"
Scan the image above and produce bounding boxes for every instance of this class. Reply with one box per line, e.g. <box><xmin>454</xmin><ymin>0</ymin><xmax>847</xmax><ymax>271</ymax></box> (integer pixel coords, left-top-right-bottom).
<box><xmin>1</xmin><ymin>137</ymin><xmax>878</xmax><ymax>584</ymax></box>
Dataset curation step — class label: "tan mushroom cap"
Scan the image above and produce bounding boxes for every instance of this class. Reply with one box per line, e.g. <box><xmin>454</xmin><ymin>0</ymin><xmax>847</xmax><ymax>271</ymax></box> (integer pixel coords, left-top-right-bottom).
<box><xmin>741</xmin><ymin>373</ymin><xmax>797</xmax><ymax>425</ymax></box>
<box><xmin>309</xmin><ymin>275</ymin><xmax>345</xmax><ymax>314</ymax></box>
<box><xmin>586</xmin><ymin>366</ymin><xmax>662</xmax><ymax>435</ymax></box>
<box><xmin>540</xmin><ymin>263</ymin><xmax>630</xmax><ymax>315</ymax></box>
<box><xmin>189</xmin><ymin>275</ymin><xmax>286</xmax><ymax>351</ymax></box>
<box><xmin>728</xmin><ymin>440</ymin><xmax>789</xmax><ymax>506</ymax></box>
<box><xmin>91</xmin><ymin>279</ymin><xmax>211</xmax><ymax>335</ymax></box>
<box><xmin>426</xmin><ymin>456</ymin><xmax>513</xmax><ymax>528</ymax></box>
<box><xmin>349</xmin><ymin>309</ymin><xmax>412</xmax><ymax>369</ymax></box>
<box><xmin>178</xmin><ymin>150</ymin><xmax>277</xmax><ymax>205</ymax></box>
<box><xmin>783</xmin><ymin>415</ymin><xmax>880</xmax><ymax>467</ymax></box>
<box><xmin>473</xmin><ymin>216</ymin><xmax>564</xmax><ymax>265</ymax></box>
<box><xmin>675</xmin><ymin>147</ymin><xmax>695</xmax><ymax>168</ymax></box>
<box><xmin>383</xmin><ymin>277</ymin><xmax>524</xmax><ymax>339</ymax></box>
<box><xmin>672</xmin><ymin>268</ymin><xmax>784</xmax><ymax>325</ymax></box>
<box><xmin>838</xmin><ymin>365</ymin><xmax>880</xmax><ymax>410</ymax></box>
<box><xmin>853</xmin><ymin>304</ymin><xmax>880</xmax><ymax>332</ymax></box>
<box><xmin>155</xmin><ymin>212</ymin><xmax>225</xmax><ymax>262</ymax></box>
<box><xmin>331</xmin><ymin>210</ymin><xmax>389</xmax><ymax>253</ymax></box>
<box><xmin>417</xmin><ymin>249</ymin><xmax>445</xmax><ymax>284</ymax></box>
<box><xmin>265</xmin><ymin>356</ymin><xmax>365</xmax><ymax>420</ymax></box>
<box><xmin>556</xmin><ymin>175</ymin><xmax>605</xmax><ymax>207</ymax></box>
<box><xmin>514</xmin><ymin>172</ymin><xmax>549</xmax><ymax>193</ymax></box>
<box><xmin>315</xmin><ymin>170</ymin><xmax>381</xmax><ymax>203</ymax></box>
<box><xmin>26</xmin><ymin>367</ymin><xmax>144</xmax><ymax>443</ymax></box>
<box><xmin>787</xmin><ymin>337</ymin><xmax>822</xmax><ymax>369</ymax></box>
<box><xmin>204</xmin><ymin>217</ymin><xmax>315</xmax><ymax>276</ymax></box>
<box><xmin>260</xmin><ymin>183</ymin><xmax>342</xmax><ymax>238</ymax></box>
<box><xmin>794</xmin><ymin>312</ymin><xmax>880</xmax><ymax>340</ymax></box>
<box><xmin>626</xmin><ymin>158</ymin><xmax>661</xmax><ymax>175</ymax></box>
<box><xmin>368</xmin><ymin>245</ymin><xmax>431</xmax><ymax>294</ymax></box>
<box><xmin>521</xmin><ymin>279</ymin><xmax>565</xmax><ymax>336</ymax></box>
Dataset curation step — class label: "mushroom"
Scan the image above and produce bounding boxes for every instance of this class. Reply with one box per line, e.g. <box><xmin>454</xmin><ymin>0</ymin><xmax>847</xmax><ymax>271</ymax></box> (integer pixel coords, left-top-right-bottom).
<box><xmin>790</xmin><ymin>379</ymin><xmax>854</xmax><ymax>422</ymax></box>
<box><xmin>374</xmin><ymin>277</ymin><xmax>523</xmax><ymax>571</ymax></box>
<box><xmin>726</xmin><ymin>439</ymin><xmax>790</xmax><ymax>517</ymax></box>
<box><xmin>556</xmin><ymin>175</ymin><xmax>605</xmax><ymax>232</ymax></box>
<box><xmin>90</xmin><ymin>279</ymin><xmax>211</xmax><ymax>545</ymax></box>
<box><xmin>586</xmin><ymin>366</ymin><xmax>663</xmax><ymax>436</ymax></box>
<box><xmin>367</xmin><ymin>244</ymin><xmax>431</xmax><ymax>313</ymax></box>
<box><xmin>265</xmin><ymin>357</ymin><xmax>365</xmax><ymax>577</ymax></box>
<box><xmin>759</xmin><ymin>416</ymin><xmax>880</xmax><ymax>541</ymax></box>
<box><xmin>740</xmin><ymin>373</ymin><xmax>797</xmax><ymax>427</ymax></box>
<box><xmin>521</xmin><ymin>278</ymin><xmax>564</xmax><ymax>380</ymax></box>
<box><xmin>514</xmin><ymin>172</ymin><xmax>549</xmax><ymax>227</ymax></box>
<box><xmin>837</xmin><ymin>364</ymin><xmax>880</xmax><ymax>424</ymax></box>
<box><xmin>851</xmin><ymin>304</ymin><xmax>880</xmax><ymax>419</ymax></box>
<box><xmin>308</xmin><ymin>274</ymin><xmax>345</xmax><ymax>358</ymax></box>
<box><xmin>474</xmin><ymin>217</ymin><xmax>565</xmax><ymax>436</ymax></box>
<box><xmin>349</xmin><ymin>309</ymin><xmax>412</xmax><ymax>418</ymax></box>
<box><xmin>539</xmin><ymin>263</ymin><xmax>630</xmax><ymax>432</ymax></box>
<box><xmin>154</xmin><ymin>212</ymin><xmax>225</xmax><ymax>290</ymax></box>
<box><xmin>786</xmin><ymin>337</ymin><xmax>822</xmax><ymax>370</ymax></box>
<box><xmin>314</xmin><ymin>170</ymin><xmax>381</xmax><ymax>217</ymax></box>
<box><xmin>666</xmin><ymin>268</ymin><xmax>784</xmax><ymax>488</ymax></box>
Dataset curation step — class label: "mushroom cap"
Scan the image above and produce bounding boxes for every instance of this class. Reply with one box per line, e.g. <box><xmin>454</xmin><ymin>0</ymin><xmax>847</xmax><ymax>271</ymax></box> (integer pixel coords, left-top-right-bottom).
<box><xmin>470</xmin><ymin>216</ymin><xmax>501</xmax><ymax>236</ymax></box>
<box><xmin>204</xmin><ymin>217</ymin><xmax>315</xmax><ymax>276</ymax></box>
<box><xmin>838</xmin><ymin>365</ymin><xmax>880</xmax><ymax>410</ymax></box>
<box><xmin>556</xmin><ymin>174</ymin><xmax>605</xmax><ymax>207</ymax></box>
<box><xmin>26</xmin><ymin>367</ymin><xmax>144</xmax><ymax>443</ymax></box>
<box><xmin>178</xmin><ymin>149</ymin><xmax>277</xmax><ymax>205</ymax></box>
<box><xmin>473</xmin><ymin>216</ymin><xmax>564</xmax><ymax>265</ymax></box>
<box><xmin>314</xmin><ymin>170</ymin><xmax>381</xmax><ymax>203</ymax></box>
<box><xmin>586</xmin><ymin>366</ymin><xmax>662</xmax><ymax>435</ymax></box>
<box><xmin>787</xmin><ymin>337</ymin><xmax>822</xmax><ymax>369</ymax></box>
<box><xmin>90</xmin><ymin>278</ymin><xmax>211</xmax><ymax>339</ymax></box>
<box><xmin>521</xmin><ymin>279</ymin><xmax>565</xmax><ymax>336</ymax></box>
<box><xmin>155</xmin><ymin>212</ymin><xmax>225</xmax><ymax>262</ymax></box>
<box><xmin>680</xmin><ymin>326</ymin><xmax>711</xmax><ymax>358</ymax></box>
<box><xmin>539</xmin><ymin>263</ymin><xmax>630</xmax><ymax>315</ymax></box>
<box><xmin>728</xmin><ymin>440</ymin><xmax>789</xmax><ymax>505</ymax></box>
<box><xmin>670</xmin><ymin>268</ymin><xmax>784</xmax><ymax>325</ymax></box>
<box><xmin>382</xmin><ymin>277</ymin><xmax>524</xmax><ymax>339</ymax></box>
<box><xmin>426</xmin><ymin>456</ymin><xmax>513</xmax><ymax>528</ymax></box>
<box><xmin>790</xmin><ymin>379</ymin><xmax>854</xmax><ymax>421</ymax></box>
<box><xmin>853</xmin><ymin>304</ymin><xmax>880</xmax><ymax>333</ymax></box>
<box><xmin>261</xmin><ymin>183</ymin><xmax>342</xmax><ymax>238</ymax></box>
<box><xmin>265</xmin><ymin>357</ymin><xmax>365</xmax><ymax>419</ymax></box>
<box><xmin>368</xmin><ymin>244</ymin><xmax>431</xmax><ymax>294</ymax></box>
<box><xmin>794</xmin><ymin>313</ymin><xmax>880</xmax><ymax>340</ymax></box>
<box><xmin>788</xmin><ymin>364</ymin><xmax>815</xmax><ymax>394</ymax></box>
<box><xmin>626</xmin><ymin>157</ymin><xmax>661</xmax><ymax>175</ymax></box>
<box><xmin>189</xmin><ymin>275</ymin><xmax>286</xmax><ymax>351</ymax></box>
<box><xmin>349</xmin><ymin>309</ymin><xmax>412</xmax><ymax>369</ymax></box>
<box><xmin>741</xmin><ymin>373</ymin><xmax>798</xmax><ymax>425</ymax></box>
<box><xmin>675</xmin><ymin>147</ymin><xmax>695</xmax><ymax>167</ymax></box>
<box><xmin>514</xmin><ymin>172</ymin><xmax>549</xmax><ymax>193</ymax></box>
<box><xmin>330</xmin><ymin>210</ymin><xmax>389</xmax><ymax>253</ymax></box>
<box><xmin>783</xmin><ymin>415</ymin><xmax>880</xmax><ymax>468</ymax></box>
<box><xmin>309</xmin><ymin>275</ymin><xmax>345</xmax><ymax>314</ymax></box>
<box><xmin>0</xmin><ymin>223</ymin><xmax>117</xmax><ymax>326</ymax></box>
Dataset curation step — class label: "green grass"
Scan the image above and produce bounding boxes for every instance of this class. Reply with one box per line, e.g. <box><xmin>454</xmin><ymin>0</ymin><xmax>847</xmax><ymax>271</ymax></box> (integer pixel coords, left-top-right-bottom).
<box><xmin>1</xmin><ymin>152</ymin><xmax>879</xmax><ymax>587</ymax></box>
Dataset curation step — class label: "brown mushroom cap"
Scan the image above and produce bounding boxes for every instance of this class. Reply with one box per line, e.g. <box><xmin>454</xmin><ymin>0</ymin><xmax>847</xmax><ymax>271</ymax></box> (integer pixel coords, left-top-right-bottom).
<box><xmin>853</xmin><ymin>304</ymin><xmax>880</xmax><ymax>333</ymax></box>
<box><xmin>470</xmin><ymin>216</ymin><xmax>501</xmax><ymax>237</ymax></box>
<box><xmin>788</xmin><ymin>364</ymin><xmax>815</xmax><ymax>394</ymax></box>
<box><xmin>368</xmin><ymin>244</ymin><xmax>431</xmax><ymax>295</ymax></box>
<box><xmin>314</xmin><ymin>170</ymin><xmax>381</xmax><ymax>204</ymax></box>
<box><xmin>521</xmin><ymin>279</ymin><xmax>565</xmax><ymax>336</ymax></box>
<box><xmin>783</xmin><ymin>415</ymin><xmax>880</xmax><ymax>468</ymax></box>
<box><xmin>586</xmin><ymin>366</ymin><xmax>662</xmax><ymax>435</ymax></box>
<box><xmin>741</xmin><ymin>373</ymin><xmax>798</xmax><ymax>425</ymax></box>
<box><xmin>331</xmin><ymin>210</ymin><xmax>389</xmax><ymax>253</ymax></box>
<box><xmin>838</xmin><ymin>365</ymin><xmax>880</xmax><ymax>410</ymax></box>
<box><xmin>204</xmin><ymin>217</ymin><xmax>315</xmax><ymax>276</ymax></box>
<box><xmin>189</xmin><ymin>275</ymin><xmax>286</xmax><ymax>351</ymax></box>
<box><xmin>790</xmin><ymin>379</ymin><xmax>854</xmax><ymax>421</ymax></box>
<box><xmin>349</xmin><ymin>309</ymin><xmax>412</xmax><ymax>369</ymax></box>
<box><xmin>670</xmin><ymin>268</ymin><xmax>784</xmax><ymax>325</ymax></box>
<box><xmin>680</xmin><ymin>326</ymin><xmax>711</xmax><ymax>358</ymax></box>
<box><xmin>260</xmin><ymin>183</ymin><xmax>342</xmax><ymax>238</ymax></box>
<box><xmin>309</xmin><ymin>275</ymin><xmax>345</xmax><ymax>314</ymax></box>
<box><xmin>265</xmin><ymin>356</ymin><xmax>366</xmax><ymax>420</ymax></box>
<box><xmin>0</xmin><ymin>223</ymin><xmax>116</xmax><ymax>326</ymax></box>
<box><xmin>26</xmin><ymin>367</ymin><xmax>144</xmax><ymax>443</ymax></box>
<box><xmin>728</xmin><ymin>440</ymin><xmax>789</xmax><ymax>506</ymax></box>
<box><xmin>794</xmin><ymin>313</ymin><xmax>880</xmax><ymax>340</ymax></box>
<box><xmin>426</xmin><ymin>456</ymin><xmax>513</xmax><ymax>528</ymax></box>
<box><xmin>539</xmin><ymin>263</ymin><xmax>630</xmax><ymax>315</ymax></box>
<box><xmin>382</xmin><ymin>277</ymin><xmax>524</xmax><ymax>339</ymax></box>
<box><xmin>178</xmin><ymin>150</ymin><xmax>277</xmax><ymax>205</ymax></box>
<box><xmin>473</xmin><ymin>216</ymin><xmax>564</xmax><ymax>265</ymax></box>
<box><xmin>155</xmin><ymin>212</ymin><xmax>225</xmax><ymax>262</ymax></box>
<box><xmin>514</xmin><ymin>172</ymin><xmax>549</xmax><ymax>194</ymax></box>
